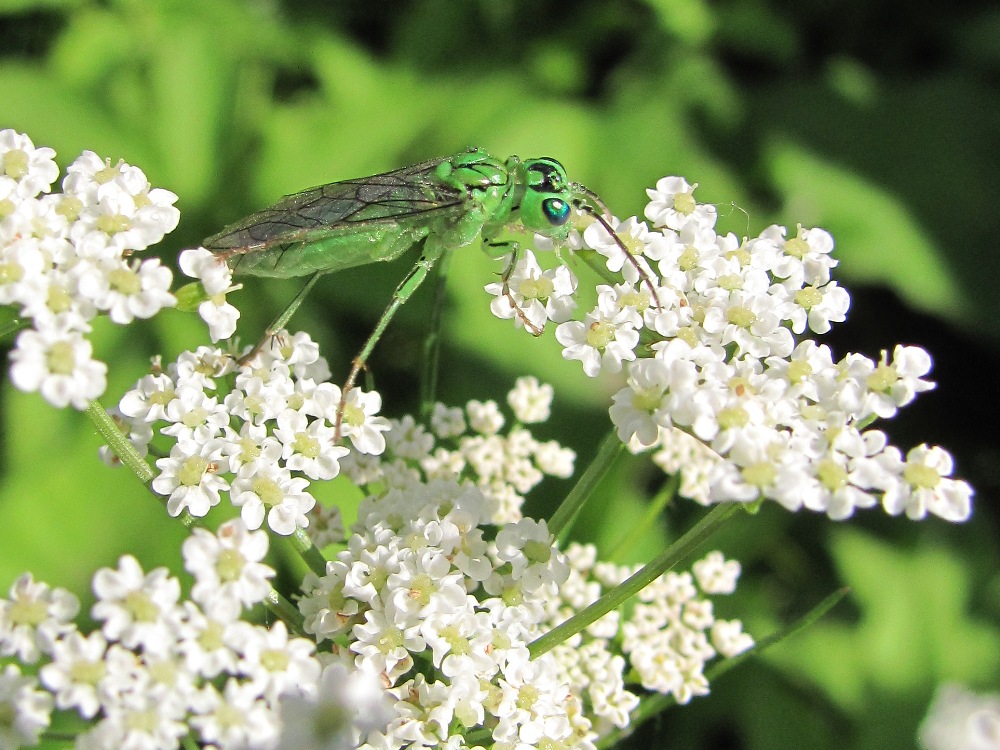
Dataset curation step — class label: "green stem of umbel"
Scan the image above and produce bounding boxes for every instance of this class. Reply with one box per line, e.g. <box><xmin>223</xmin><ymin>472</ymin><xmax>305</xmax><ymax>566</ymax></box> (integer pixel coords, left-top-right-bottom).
<box><xmin>530</xmin><ymin>501</ymin><xmax>741</xmax><ymax>658</ymax></box>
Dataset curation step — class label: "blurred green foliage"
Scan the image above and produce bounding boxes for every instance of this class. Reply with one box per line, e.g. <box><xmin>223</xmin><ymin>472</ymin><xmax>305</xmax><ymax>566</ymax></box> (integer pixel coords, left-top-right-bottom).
<box><xmin>1</xmin><ymin>0</ymin><xmax>998</xmax><ymax>748</ymax></box>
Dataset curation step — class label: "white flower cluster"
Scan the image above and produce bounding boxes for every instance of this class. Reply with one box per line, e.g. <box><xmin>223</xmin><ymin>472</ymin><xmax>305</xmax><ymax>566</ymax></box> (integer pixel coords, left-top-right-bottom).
<box><xmin>543</xmin><ymin>545</ymin><xmax>752</xmax><ymax>725</ymax></box>
<box><xmin>298</xmin><ymin>476</ymin><xmax>749</xmax><ymax>750</ymax></box>
<box><xmin>0</xmin><ymin>130</ymin><xmax>180</xmax><ymax>408</ymax></box>
<box><xmin>0</xmin><ymin>519</ymin><xmax>392</xmax><ymax>750</ymax></box>
<box><xmin>488</xmin><ymin>177</ymin><xmax>973</xmax><ymax>523</ymax></box>
<box><xmin>111</xmin><ymin>332</ymin><xmax>390</xmax><ymax>535</ymax></box>
<box><xmin>343</xmin><ymin>375</ymin><xmax>576</xmax><ymax>525</ymax></box>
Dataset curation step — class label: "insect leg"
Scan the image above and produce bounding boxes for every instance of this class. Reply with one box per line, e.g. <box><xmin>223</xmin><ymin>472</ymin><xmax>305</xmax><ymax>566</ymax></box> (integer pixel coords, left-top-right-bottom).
<box><xmin>239</xmin><ymin>272</ymin><xmax>323</xmax><ymax>364</ymax></box>
<box><xmin>335</xmin><ymin>250</ymin><xmax>442</xmax><ymax>442</ymax></box>
<box><xmin>486</xmin><ymin>238</ymin><xmax>544</xmax><ymax>336</ymax></box>
<box><xmin>419</xmin><ymin>247</ymin><xmax>454</xmax><ymax>425</ymax></box>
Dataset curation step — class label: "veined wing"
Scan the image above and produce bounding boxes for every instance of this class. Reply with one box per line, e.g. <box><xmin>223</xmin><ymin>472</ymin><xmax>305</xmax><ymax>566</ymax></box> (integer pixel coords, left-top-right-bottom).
<box><xmin>204</xmin><ymin>156</ymin><xmax>467</xmax><ymax>252</ymax></box>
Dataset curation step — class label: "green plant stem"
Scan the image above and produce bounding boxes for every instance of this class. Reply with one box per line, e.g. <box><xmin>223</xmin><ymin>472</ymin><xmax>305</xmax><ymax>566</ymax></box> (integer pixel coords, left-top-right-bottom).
<box><xmin>530</xmin><ymin>502</ymin><xmax>741</xmax><ymax>659</ymax></box>
<box><xmin>86</xmin><ymin>400</ymin><xmax>155</xmax><ymax>484</ymax></box>
<box><xmin>606</xmin><ymin>472</ymin><xmax>679</xmax><ymax>563</ymax></box>
<box><xmin>596</xmin><ymin>587</ymin><xmax>851</xmax><ymax>748</ymax></box>
<box><xmin>291</xmin><ymin>528</ymin><xmax>330</xmax><ymax>577</ymax></box>
<box><xmin>265</xmin><ymin>587</ymin><xmax>308</xmax><ymax>636</ymax></box>
<box><xmin>420</xmin><ymin>246</ymin><xmax>454</xmax><ymax>425</ymax></box>
<box><xmin>549</xmin><ymin>430</ymin><xmax>623</xmax><ymax>541</ymax></box>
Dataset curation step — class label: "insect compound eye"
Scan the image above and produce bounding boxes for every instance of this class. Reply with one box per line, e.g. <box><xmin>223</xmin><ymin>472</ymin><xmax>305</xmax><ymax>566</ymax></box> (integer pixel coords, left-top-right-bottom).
<box><xmin>526</xmin><ymin>158</ymin><xmax>567</xmax><ymax>193</ymax></box>
<box><xmin>542</xmin><ymin>197</ymin><xmax>571</xmax><ymax>226</ymax></box>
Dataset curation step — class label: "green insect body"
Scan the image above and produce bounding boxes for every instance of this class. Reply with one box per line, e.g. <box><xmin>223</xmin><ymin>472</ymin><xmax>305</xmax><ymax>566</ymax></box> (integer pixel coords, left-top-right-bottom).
<box><xmin>203</xmin><ymin>147</ymin><xmax>595</xmax><ymax>437</ymax></box>
<box><xmin>204</xmin><ymin>148</ymin><xmax>576</xmax><ymax>279</ymax></box>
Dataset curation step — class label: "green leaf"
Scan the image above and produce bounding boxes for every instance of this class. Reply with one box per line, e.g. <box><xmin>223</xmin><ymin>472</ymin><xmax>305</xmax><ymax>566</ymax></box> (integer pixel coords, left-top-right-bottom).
<box><xmin>766</xmin><ymin>141</ymin><xmax>962</xmax><ymax>318</ymax></box>
<box><xmin>765</xmin><ymin>528</ymin><xmax>1000</xmax><ymax>712</ymax></box>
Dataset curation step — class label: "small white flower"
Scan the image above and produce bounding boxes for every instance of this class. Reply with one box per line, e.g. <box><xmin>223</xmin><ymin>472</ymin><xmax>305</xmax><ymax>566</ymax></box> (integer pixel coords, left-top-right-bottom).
<box><xmin>0</xmin><ymin>129</ymin><xmax>58</xmax><ymax>199</ymax></box>
<box><xmin>710</xmin><ymin>619</ymin><xmax>754</xmax><ymax>658</ymax></box>
<box><xmin>276</xmin><ymin>662</ymin><xmax>394</xmax><ymax>750</ymax></box>
<box><xmin>555</xmin><ymin>300</ymin><xmax>639</xmax><ymax>377</ymax></box>
<box><xmin>230</xmin><ymin>461</ymin><xmax>316</xmax><ymax>535</ymax></box>
<box><xmin>0</xmin><ymin>664</ymin><xmax>53</xmax><ymax>748</ymax></box>
<box><xmin>233</xmin><ymin>620</ymin><xmax>321</xmax><ymax>703</ymax></box>
<box><xmin>494</xmin><ymin>518</ymin><xmax>568</xmax><ymax>593</ymax></box>
<box><xmin>0</xmin><ymin>573</ymin><xmax>79</xmax><ymax>663</ymax></box>
<box><xmin>486</xmin><ymin>250</ymin><xmax>577</xmax><ymax>330</ymax></box>
<box><xmin>430</xmin><ymin>402</ymin><xmax>467</xmax><ymax>439</ymax></box>
<box><xmin>39</xmin><ymin>630</ymin><xmax>108</xmax><ymax>719</ymax></box>
<box><xmin>338</xmin><ymin>387</ymin><xmax>391</xmax><ymax>455</ymax></box>
<box><xmin>76</xmin><ymin>256</ymin><xmax>176</xmax><ymax>324</ymax></box>
<box><xmin>152</xmin><ymin>439</ymin><xmax>230</xmax><ymax>518</ymax></box>
<box><xmin>179</xmin><ymin>246</ymin><xmax>233</xmax><ymax>295</ymax></box>
<box><xmin>644</xmin><ymin>176</ymin><xmax>717</xmax><ymax>231</ymax></box>
<box><xmin>9</xmin><ymin>327</ymin><xmax>107</xmax><ymax>409</ymax></box>
<box><xmin>877</xmin><ymin>444</ymin><xmax>973</xmax><ymax>522</ymax></box>
<box><xmin>692</xmin><ymin>552</ymin><xmax>741</xmax><ymax>595</ymax></box>
<box><xmin>507</xmin><ymin>376</ymin><xmax>553</xmax><ymax>424</ymax></box>
<box><xmin>189</xmin><ymin>678</ymin><xmax>279</xmax><ymax>749</ymax></box>
<box><xmin>466</xmin><ymin>399</ymin><xmax>505</xmax><ymax>435</ymax></box>
<box><xmin>273</xmin><ymin>408</ymin><xmax>349</xmax><ymax>480</ymax></box>
<box><xmin>183</xmin><ymin>519</ymin><xmax>276</xmax><ymax>620</ymax></box>
<box><xmin>90</xmin><ymin>556</ymin><xmax>181</xmax><ymax>655</ymax></box>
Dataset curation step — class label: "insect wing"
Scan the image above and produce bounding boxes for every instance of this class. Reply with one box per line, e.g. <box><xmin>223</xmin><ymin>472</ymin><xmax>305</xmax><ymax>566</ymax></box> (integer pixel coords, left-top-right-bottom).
<box><xmin>204</xmin><ymin>156</ymin><xmax>467</xmax><ymax>252</ymax></box>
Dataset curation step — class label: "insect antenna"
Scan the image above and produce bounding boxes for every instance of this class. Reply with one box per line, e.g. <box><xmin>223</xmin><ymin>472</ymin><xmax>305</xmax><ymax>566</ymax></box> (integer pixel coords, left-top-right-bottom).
<box><xmin>571</xmin><ymin>183</ymin><xmax>663</xmax><ymax>310</ymax></box>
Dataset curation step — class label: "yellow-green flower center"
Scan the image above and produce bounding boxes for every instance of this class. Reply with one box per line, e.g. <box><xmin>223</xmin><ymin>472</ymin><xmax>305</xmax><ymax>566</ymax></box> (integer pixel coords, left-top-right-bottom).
<box><xmin>260</xmin><ymin>648</ymin><xmax>289</xmax><ymax>672</ymax></box>
<box><xmin>817</xmin><ymin>458</ymin><xmax>848</xmax><ymax>491</ymax></box>
<box><xmin>586</xmin><ymin>320</ymin><xmax>615</xmax><ymax>349</ymax></box>
<box><xmin>9</xmin><ymin>598</ymin><xmax>48</xmax><ymax>626</ymax></box>
<box><xmin>376</xmin><ymin>627</ymin><xmax>404</xmax><ymax>654</ymax></box>
<box><xmin>784</xmin><ymin>232</ymin><xmax>810</xmax><ymax>259</ymax></box>
<box><xmin>904</xmin><ymin>462</ymin><xmax>940</xmax><ymax>489</ymax></box>
<box><xmin>795</xmin><ymin>287</ymin><xmax>823</xmax><ymax>310</ymax></box>
<box><xmin>672</xmin><ymin>192</ymin><xmax>696</xmax><ymax>215</ymax></box>
<box><xmin>717</xmin><ymin>406</ymin><xmax>749</xmax><ymax>430</ymax></box>
<box><xmin>516</xmin><ymin>684</ymin><xmax>539</xmax><ymax>710</ymax></box>
<box><xmin>125</xmin><ymin>590</ymin><xmax>160</xmax><ymax>622</ymax></box>
<box><xmin>523</xmin><ymin>539</ymin><xmax>552</xmax><ymax>564</ymax></box>
<box><xmin>632</xmin><ymin>388</ymin><xmax>662</xmax><ymax>413</ymax></box>
<box><xmin>726</xmin><ymin>305</ymin><xmax>756</xmax><ymax>329</ymax></box>
<box><xmin>46</xmin><ymin>340</ymin><xmax>76</xmax><ymax>375</ymax></box>
<box><xmin>441</xmin><ymin>625</ymin><xmax>470</xmax><ymax>656</ymax></box>
<box><xmin>0</xmin><ymin>261</ymin><xmax>22</xmax><ymax>286</ymax></box>
<box><xmin>69</xmin><ymin>659</ymin><xmax>106</xmax><ymax>685</ymax></box>
<box><xmin>786</xmin><ymin>359</ymin><xmax>812</xmax><ymax>383</ymax></box>
<box><xmin>216</xmin><ymin>548</ymin><xmax>245</xmax><ymax>582</ymax></box>
<box><xmin>409</xmin><ymin>573</ymin><xmax>435</xmax><ymax>607</ymax></box>
<box><xmin>199</xmin><ymin>620</ymin><xmax>225</xmax><ymax>651</ymax></box>
<box><xmin>97</xmin><ymin>214</ymin><xmax>131</xmax><ymax>235</ymax></box>
<box><xmin>47</xmin><ymin>284</ymin><xmax>72</xmax><ymax>314</ymax></box>
<box><xmin>109</xmin><ymin>267</ymin><xmax>142</xmax><ymax>296</ymax></box>
<box><xmin>717</xmin><ymin>273</ymin><xmax>743</xmax><ymax>292</ymax></box>
<box><xmin>867</xmin><ymin>363</ymin><xmax>897</xmax><ymax>393</ymax></box>
<box><xmin>741</xmin><ymin>461</ymin><xmax>777</xmax><ymax>489</ymax></box>
<box><xmin>520</xmin><ymin>276</ymin><xmax>553</xmax><ymax>301</ymax></box>
<box><xmin>342</xmin><ymin>404</ymin><xmax>365</xmax><ymax>428</ymax></box>
<box><xmin>2</xmin><ymin>148</ymin><xmax>29</xmax><ymax>179</ymax></box>
<box><xmin>253</xmin><ymin>477</ymin><xmax>283</xmax><ymax>507</ymax></box>
<box><xmin>95</xmin><ymin>160</ymin><xmax>123</xmax><ymax>184</ymax></box>
<box><xmin>292</xmin><ymin>431</ymin><xmax>321</xmax><ymax>459</ymax></box>
<box><xmin>178</xmin><ymin>455</ymin><xmax>208</xmax><ymax>486</ymax></box>
<box><xmin>677</xmin><ymin>246</ymin><xmax>699</xmax><ymax>272</ymax></box>
<box><xmin>57</xmin><ymin>196</ymin><xmax>83</xmax><ymax>221</ymax></box>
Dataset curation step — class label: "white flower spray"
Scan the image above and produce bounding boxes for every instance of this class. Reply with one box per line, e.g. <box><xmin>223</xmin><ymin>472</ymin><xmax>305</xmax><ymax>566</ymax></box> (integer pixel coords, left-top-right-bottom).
<box><xmin>0</xmin><ymin>131</ymin><xmax>975</xmax><ymax>750</ymax></box>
